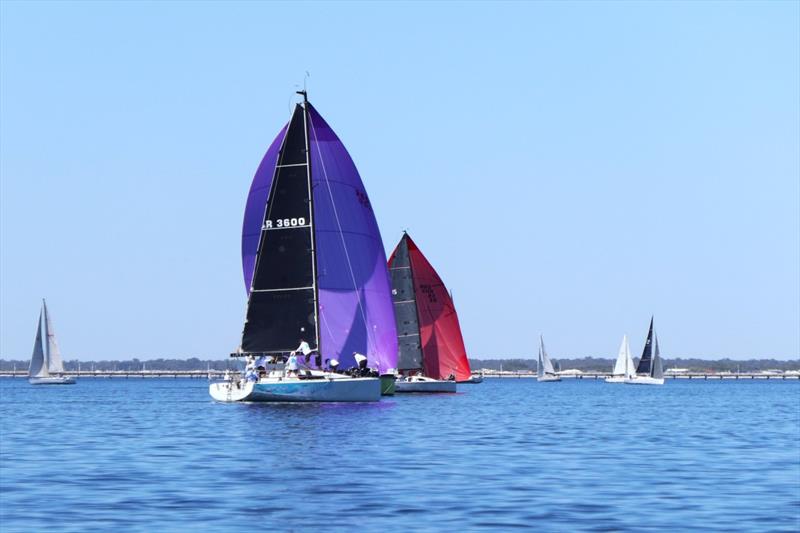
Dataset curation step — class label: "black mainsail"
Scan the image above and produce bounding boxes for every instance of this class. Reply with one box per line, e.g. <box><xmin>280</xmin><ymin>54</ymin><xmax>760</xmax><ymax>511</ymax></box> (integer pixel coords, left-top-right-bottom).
<box><xmin>241</xmin><ymin>99</ymin><xmax>319</xmax><ymax>354</ymax></box>
<box><xmin>635</xmin><ymin>317</ymin><xmax>655</xmax><ymax>375</ymax></box>
<box><xmin>388</xmin><ymin>235</ymin><xmax>424</xmax><ymax>372</ymax></box>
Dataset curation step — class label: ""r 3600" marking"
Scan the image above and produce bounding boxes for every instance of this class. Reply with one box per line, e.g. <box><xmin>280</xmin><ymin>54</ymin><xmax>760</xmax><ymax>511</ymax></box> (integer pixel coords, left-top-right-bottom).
<box><xmin>264</xmin><ymin>217</ymin><xmax>307</xmax><ymax>229</ymax></box>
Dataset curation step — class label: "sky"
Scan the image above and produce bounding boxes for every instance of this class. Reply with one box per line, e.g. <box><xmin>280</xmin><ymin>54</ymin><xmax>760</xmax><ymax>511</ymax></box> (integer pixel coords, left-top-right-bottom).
<box><xmin>1</xmin><ymin>1</ymin><xmax>798</xmax><ymax>361</ymax></box>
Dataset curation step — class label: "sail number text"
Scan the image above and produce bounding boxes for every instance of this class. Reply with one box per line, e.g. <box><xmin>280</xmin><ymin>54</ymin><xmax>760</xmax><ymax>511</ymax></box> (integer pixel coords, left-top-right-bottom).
<box><xmin>264</xmin><ymin>218</ymin><xmax>307</xmax><ymax>229</ymax></box>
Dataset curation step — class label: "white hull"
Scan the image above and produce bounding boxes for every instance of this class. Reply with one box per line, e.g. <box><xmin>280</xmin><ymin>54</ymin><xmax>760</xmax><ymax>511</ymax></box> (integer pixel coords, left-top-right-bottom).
<box><xmin>459</xmin><ymin>375</ymin><xmax>483</xmax><ymax>384</ymax></box>
<box><xmin>605</xmin><ymin>376</ymin><xmax>629</xmax><ymax>383</ymax></box>
<box><xmin>29</xmin><ymin>376</ymin><xmax>76</xmax><ymax>385</ymax></box>
<box><xmin>209</xmin><ymin>374</ymin><xmax>380</xmax><ymax>402</ymax></box>
<box><xmin>395</xmin><ymin>376</ymin><xmax>457</xmax><ymax>393</ymax></box>
<box><xmin>624</xmin><ymin>376</ymin><xmax>665</xmax><ymax>385</ymax></box>
<box><xmin>537</xmin><ymin>375</ymin><xmax>561</xmax><ymax>382</ymax></box>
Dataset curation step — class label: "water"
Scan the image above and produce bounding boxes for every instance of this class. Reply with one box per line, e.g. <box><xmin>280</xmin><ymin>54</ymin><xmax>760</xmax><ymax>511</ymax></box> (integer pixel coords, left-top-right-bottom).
<box><xmin>1</xmin><ymin>378</ymin><xmax>798</xmax><ymax>532</ymax></box>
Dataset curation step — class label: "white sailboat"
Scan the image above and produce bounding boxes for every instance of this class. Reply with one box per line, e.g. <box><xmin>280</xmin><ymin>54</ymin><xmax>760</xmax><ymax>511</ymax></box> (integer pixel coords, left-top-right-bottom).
<box><xmin>605</xmin><ymin>334</ymin><xmax>635</xmax><ymax>383</ymax></box>
<box><xmin>625</xmin><ymin>317</ymin><xmax>665</xmax><ymax>385</ymax></box>
<box><xmin>537</xmin><ymin>335</ymin><xmax>561</xmax><ymax>382</ymax></box>
<box><xmin>29</xmin><ymin>299</ymin><xmax>76</xmax><ymax>385</ymax></box>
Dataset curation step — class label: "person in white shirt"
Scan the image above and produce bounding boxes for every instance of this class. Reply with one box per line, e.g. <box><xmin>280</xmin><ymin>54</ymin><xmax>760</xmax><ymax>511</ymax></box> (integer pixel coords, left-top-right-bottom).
<box><xmin>354</xmin><ymin>352</ymin><xmax>368</xmax><ymax>370</ymax></box>
<box><xmin>293</xmin><ymin>338</ymin><xmax>320</xmax><ymax>367</ymax></box>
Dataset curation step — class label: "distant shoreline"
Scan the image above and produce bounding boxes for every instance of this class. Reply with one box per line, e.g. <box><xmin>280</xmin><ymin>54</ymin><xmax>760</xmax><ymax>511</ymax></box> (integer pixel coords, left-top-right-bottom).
<box><xmin>0</xmin><ymin>356</ymin><xmax>798</xmax><ymax>373</ymax></box>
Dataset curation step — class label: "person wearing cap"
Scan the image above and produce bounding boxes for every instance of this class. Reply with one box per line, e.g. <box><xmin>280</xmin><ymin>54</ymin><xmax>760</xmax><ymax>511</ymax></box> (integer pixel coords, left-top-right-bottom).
<box><xmin>353</xmin><ymin>352</ymin><xmax>368</xmax><ymax>376</ymax></box>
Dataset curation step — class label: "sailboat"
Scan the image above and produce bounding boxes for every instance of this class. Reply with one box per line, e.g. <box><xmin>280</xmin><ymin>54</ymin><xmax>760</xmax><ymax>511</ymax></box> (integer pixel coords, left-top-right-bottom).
<box><xmin>537</xmin><ymin>335</ymin><xmax>561</xmax><ymax>382</ymax></box>
<box><xmin>209</xmin><ymin>91</ymin><xmax>397</xmax><ymax>403</ymax></box>
<box><xmin>388</xmin><ymin>233</ymin><xmax>464</xmax><ymax>393</ymax></box>
<box><xmin>29</xmin><ymin>299</ymin><xmax>75</xmax><ymax>385</ymax></box>
<box><xmin>625</xmin><ymin>317</ymin><xmax>665</xmax><ymax>385</ymax></box>
<box><xmin>605</xmin><ymin>334</ymin><xmax>635</xmax><ymax>383</ymax></box>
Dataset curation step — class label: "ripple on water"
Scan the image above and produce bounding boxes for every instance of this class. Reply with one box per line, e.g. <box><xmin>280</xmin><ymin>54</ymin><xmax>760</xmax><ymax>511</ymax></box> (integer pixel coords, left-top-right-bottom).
<box><xmin>0</xmin><ymin>378</ymin><xmax>798</xmax><ymax>532</ymax></box>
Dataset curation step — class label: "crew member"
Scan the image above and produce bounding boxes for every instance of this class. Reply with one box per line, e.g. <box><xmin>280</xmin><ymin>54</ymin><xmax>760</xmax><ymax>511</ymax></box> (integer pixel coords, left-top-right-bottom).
<box><xmin>292</xmin><ymin>338</ymin><xmax>313</xmax><ymax>365</ymax></box>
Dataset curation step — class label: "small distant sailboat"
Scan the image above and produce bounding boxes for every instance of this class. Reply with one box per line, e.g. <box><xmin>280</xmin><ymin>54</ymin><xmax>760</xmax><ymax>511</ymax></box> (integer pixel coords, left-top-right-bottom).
<box><xmin>537</xmin><ymin>336</ymin><xmax>561</xmax><ymax>382</ymax></box>
<box><xmin>625</xmin><ymin>317</ymin><xmax>665</xmax><ymax>385</ymax></box>
<box><xmin>388</xmin><ymin>233</ymin><xmax>466</xmax><ymax>393</ymax></box>
<box><xmin>29</xmin><ymin>299</ymin><xmax>75</xmax><ymax>385</ymax></box>
<box><xmin>605</xmin><ymin>334</ymin><xmax>635</xmax><ymax>383</ymax></box>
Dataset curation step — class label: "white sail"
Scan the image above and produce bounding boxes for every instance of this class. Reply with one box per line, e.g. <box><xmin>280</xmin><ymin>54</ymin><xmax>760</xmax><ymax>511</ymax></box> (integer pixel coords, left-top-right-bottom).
<box><xmin>612</xmin><ymin>335</ymin><xmax>635</xmax><ymax>378</ymax></box>
<box><xmin>28</xmin><ymin>307</ymin><xmax>48</xmax><ymax>378</ymax></box>
<box><xmin>539</xmin><ymin>336</ymin><xmax>556</xmax><ymax>375</ymax></box>
<box><xmin>43</xmin><ymin>300</ymin><xmax>65</xmax><ymax>374</ymax></box>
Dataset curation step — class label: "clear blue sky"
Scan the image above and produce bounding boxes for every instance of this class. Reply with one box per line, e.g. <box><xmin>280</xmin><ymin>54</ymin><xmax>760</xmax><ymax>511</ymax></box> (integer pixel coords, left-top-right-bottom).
<box><xmin>1</xmin><ymin>1</ymin><xmax>798</xmax><ymax>361</ymax></box>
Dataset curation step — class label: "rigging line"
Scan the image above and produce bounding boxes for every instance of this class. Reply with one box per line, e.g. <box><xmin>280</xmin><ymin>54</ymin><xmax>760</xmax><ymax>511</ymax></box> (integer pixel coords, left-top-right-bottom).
<box><xmin>308</xmin><ymin>112</ymin><xmax>377</xmax><ymax>357</ymax></box>
<box><xmin>319</xmin><ymin>305</ymin><xmax>338</xmax><ymax>354</ymax></box>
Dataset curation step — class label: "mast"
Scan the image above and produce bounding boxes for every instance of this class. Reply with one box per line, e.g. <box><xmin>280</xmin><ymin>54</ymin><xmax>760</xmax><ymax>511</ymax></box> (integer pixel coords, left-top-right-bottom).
<box><xmin>405</xmin><ymin>233</ymin><xmax>425</xmax><ymax>375</ymax></box>
<box><xmin>42</xmin><ymin>299</ymin><xmax>50</xmax><ymax>371</ymax></box>
<box><xmin>299</xmin><ymin>90</ymin><xmax>322</xmax><ymax>359</ymax></box>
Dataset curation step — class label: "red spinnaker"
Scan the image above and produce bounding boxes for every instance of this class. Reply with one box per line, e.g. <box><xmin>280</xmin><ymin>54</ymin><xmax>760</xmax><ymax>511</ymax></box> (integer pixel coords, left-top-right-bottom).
<box><xmin>388</xmin><ymin>235</ymin><xmax>472</xmax><ymax>381</ymax></box>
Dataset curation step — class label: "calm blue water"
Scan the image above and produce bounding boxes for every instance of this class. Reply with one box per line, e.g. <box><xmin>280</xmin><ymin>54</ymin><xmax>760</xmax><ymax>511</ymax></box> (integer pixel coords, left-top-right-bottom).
<box><xmin>1</xmin><ymin>378</ymin><xmax>798</xmax><ymax>532</ymax></box>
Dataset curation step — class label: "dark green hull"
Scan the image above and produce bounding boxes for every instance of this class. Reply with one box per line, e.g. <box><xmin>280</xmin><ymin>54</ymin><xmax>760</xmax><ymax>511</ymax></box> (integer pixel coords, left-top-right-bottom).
<box><xmin>380</xmin><ymin>374</ymin><xmax>396</xmax><ymax>396</ymax></box>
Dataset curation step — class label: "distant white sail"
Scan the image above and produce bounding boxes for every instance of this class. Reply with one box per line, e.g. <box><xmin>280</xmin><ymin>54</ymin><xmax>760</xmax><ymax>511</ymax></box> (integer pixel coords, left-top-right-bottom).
<box><xmin>44</xmin><ymin>301</ymin><xmax>65</xmax><ymax>373</ymax></box>
<box><xmin>538</xmin><ymin>336</ymin><xmax>556</xmax><ymax>376</ymax></box>
<box><xmin>612</xmin><ymin>335</ymin><xmax>635</xmax><ymax>378</ymax></box>
<box><xmin>28</xmin><ymin>308</ymin><xmax>48</xmax><ymax>379</ymax></box>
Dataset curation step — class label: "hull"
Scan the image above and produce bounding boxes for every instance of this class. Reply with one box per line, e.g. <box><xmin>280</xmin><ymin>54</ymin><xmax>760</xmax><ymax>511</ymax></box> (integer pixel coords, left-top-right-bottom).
<box><xmin>395</xmin><ymin>377</ymin><xmax>457</xmax><ymax>393</ymax></box>
<box><xmin>605</xmin><ymin>376</ymin><xmax>629</xmax><ymax>383</ymax></box>
<box><xmin>537</xmin><ymin>375</ymin><xmax>561</xmax><ymax>382</ymax></box>
<box><xmin>624</xmin><ymin>377</ymin><xmax>665</xmax><ymax>385</ymax></box>
<box><xmin>380</xmin><ymin>374</ymin><xmax>396</xmax><ymax>395</ymax></box>
<box><xmin>29</xmin><ymin>376</ymin><xmax>76</xmax><ymax>385</ymax></box>
<box><xmin>209</xmin><ymin>375</ymin><xmax>381</xmax><ymax>403</ymax></box>
<box><xmin>458</xmin><ymin>375</ymin><xmax>483</xmax><ymax>384</ymax></box>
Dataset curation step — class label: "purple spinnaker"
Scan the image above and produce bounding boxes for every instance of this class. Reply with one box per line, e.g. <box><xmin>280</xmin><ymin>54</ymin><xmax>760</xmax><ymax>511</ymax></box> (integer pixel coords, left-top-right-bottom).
<box><xmin>240</xmin><ymin>104</ymin><xmax>397</xmax><ymax>372</ymax></box>
<box><xmin>241</xmin><ymin>124</ymin><xmax>287</xmax><ymax>291</ymax></box>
